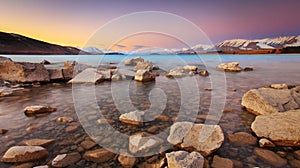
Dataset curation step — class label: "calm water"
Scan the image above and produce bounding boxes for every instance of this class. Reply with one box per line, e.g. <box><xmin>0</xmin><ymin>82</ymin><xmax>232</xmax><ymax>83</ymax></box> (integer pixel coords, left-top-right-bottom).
<box><xmin>0</xmin><ymin>54</ymin><xmax>300</xmax><ymax>167</ymax></box>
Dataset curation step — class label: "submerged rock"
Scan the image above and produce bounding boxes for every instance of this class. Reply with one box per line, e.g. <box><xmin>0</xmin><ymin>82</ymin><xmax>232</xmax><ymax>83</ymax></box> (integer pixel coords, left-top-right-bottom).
<box><xmin>118</xmin><ymin>155</ymin><xmax>137</xmax><ymax>168</ymax></box>
<box><xmin>211</xmin><ymin>155</ymin><xmax>234</xmax><ymax>168</ymax></box>
<box><xmin>52</xmin><ymin>152</ymin><xmax>81</xmax><ymax>167</ymax></box>
<box><xmin>199</xmin><ymin>70</ymin><xmax>209</xmax><ymax>76</ymax></box>
<box><xmin>134</xmin><ymin>70</ymin><xmax>156</xmax><ymax>82</ymax></box>
<box><xmin>254</xmin><ymin>148</ymin><xmax>287</xmax><ymax>167</ymax></box>
<box><xmin>216</xmin><ymin>62</ymin><xmax>243</xmax><ymax>72</ymax></box>
<box><xmin>166</xmin><ymin>151</ymin><xmax>204</xmax><ymax>168</ymax></box>
<box><xmin>270</xmin><ymin>83</ymin><xmax>288</xmax><ymax>89</ymax></box>
<box><xmin>0</xmin><ymin>56</ymin><xmax>50</xmax><ymax>82</ymax></box>
<box><xmin>227</xmin><ymin>132</ymin><xmax>257</xmax><ymax>146</ymax></box>
<box><xmin>40</xmin><ymin>60</ymin><xmax>50</xmax><ymax>65</ymax></box>
<box><xmin>259</xmin><ymin>138</ymin><xmax>276</xmax><ymax>148</ymax></box>
<box><xmin>22</xmin><ymin>139</ymin><xmax>55</xmax><ymax>147</ymax></box>
<box><xmin>242</xmin><ymin>87</ymin><xmax>300</xmax><ymax>115</ymax></box>
<box><xmin>166</xmin><ymin>66</ymin><xmax>197</xmax><ymax>78</ymax></box>
<box><xmin>0</xmin><ymin>86</ymin><xmax>13</xmax><ymax>96</ymax></box>
<box><xmin>24</xmin><ymin>106</ymin><xmax>57</xmax><ymax>115</ymax></box>
<box><xmin>68</xmin><ymin>68</ymin><xmax>105</xmax><ymax>84</ymax></box>
<box><xmin>251</xmin><ymin>110</ymin><xmax>300</xmax><ymax>146</ymax></box>
<box><xmin>1</xmin><ymin>146</ymin><xmax>48</xmax><ymax>163</ymax></box>
<box><xmin>0</xmin><ymin>129</ymin><xmax>8</xmax><ymax>135</ymax></box>
<box><xmin>167</xmin><ymin>122</ymin><xmax>224</xmax><ymax>156</ymax></box>
<box><xmin>129</xmin><ymin>132</ymin><xmax>163</xmax><ymax>154</ymax></box>
<box><xmin>83</xmin><ymin>148</ymin><xmax>116</xmax><ymax>163</ymax></box>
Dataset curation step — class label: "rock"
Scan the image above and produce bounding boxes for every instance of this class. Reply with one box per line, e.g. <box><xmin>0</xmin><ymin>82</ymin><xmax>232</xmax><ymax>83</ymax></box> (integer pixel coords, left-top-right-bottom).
<box><xmin>211</xmin><ymin>155</ymin><xmax>234</xmax><ymax>168</ymax></box>
<box><xmin>62</xmin><ymin>69</ymin><xmax>73</xmax><ymax>80</ymax></box>
<box><xmin>57</xmin><ymin>116</ymin><xmax>74</xmax><ymax>123</ymax></box>
<box><xmin>64</xmin><ymin>61</ymin><xmax>77</xmax><ymax>70</ymax></box>
<box><xmin>24</xmin><ymin>106</ymin><xmax>57</xmax><ymax>115</ymax></box>
<box><xmin>166</xmin><ymin>151</ymin><xmax>204</xmax><ymax>168</ymax></box>
<box><xmin>227</xmin><ymin>132</ymin><xmax>257</xmax><ymax>146</ymax></box>
<box><xmin>129</xmin><ymin>132</ymin><xmax>163</xmax><ymax>154</ymax></box>
<box><xmin>1</xmin><ymin>146</ymin><xmax>48</xmax><ymax>163</ymax></box>
<box><xmin>83</xmin><ymin>148</ymin><xmax>116</xmax><ymax>163</ymax></box>
<box><xmin>134</xmin><ymin>70</ymin><xmax>156</xmax><ymax>82</ymax></box>
<box><xmin>119</xmin><ymin>110</ymin><xmax>145</xmax><ymax>126</ymax></box>
<box><xmin>22</xmin><ymin>139</ymin><xmax>55</xmax><ymax>147</ymax></box>
<box><xmin>254</xmin><ymin>148</ymin><xmax>287</xmax><ymax>167</ymax></box>
<box><xmin>259</xmin><ymin>138</ymin><xmax>276</xmax><ymax>148</ymax></box>
<box><xmin>155</xmin><ymin>115</ymin><xmax>169</xmax><ymax>121</ymax></box>
<box><xmin>0</xmin><ymin>86</ymin><xmax>13</xmax><ymax>96</ymax></box>
<box><xmin>0</xmin><ymin>128</ymin><xmax>8</xmax><ymax>134</ymax></box>
<box><xmin>40</xmin><ymin>60</ymin><xmax>50</xmax><ymax>64</ymax></box>
<box><xmin>199</xmin><ymin>70</ymin><xmax>209</xmax><ymax>77</ymax></box>
<box><xmin>294</xmin><ymin>150</ymin><xmax>300</xmax><ymax>160</ymax></box>
<box><xmin>152</xmin><ymin>65</ymin><xmax>160</xmax><ymax>70</ymax></box>
<box><xmin>118</xmin><ymin>155</ymin><xmax>137</xmax><ymax>168</ymax></box>
<box><xmin>111</xmin><ymin>73</ymin><xmax>126</xmax><ymax>81</ymax></box>
<box><xmin>270</xmin><ymin>83</ymin><xmax>288</xmax><ymax>89</ymax></box>
<box><xmin>241</xmin><ymin>87</ymin><xmax>300</xmax><ymax>115</ymax></box>
<box><xmin>216</xmin><ymin>62</ymin><xmax>243</xmax><ymax>72</ymax></box>
<box><xmin>65</xmin><ymin>125</ymin><xmax>79</xmax><ymax>133</ymax></box>
<box><xmin>167</xmin><ymin>122</ymin><xmax>224</xmax><ymax>156</ymax></box>
<box><xmin>33</xmin><ymin>165</ymin><xmax>49</xmax><ymax>168</ymax></box>
<box><xmin>97</xmin><ymin>118</ymin><xmax>114</xmax><ymax>125</ymax></box>
<box><xmin>52</xmin><ymin>152</ymin><xmax>81</xmax><ymax>167</ymax></box>
<box><xmin>12</xmin><ymin>162</ymin><xmax>35</xmax><ymax>168</ymax></box>
<box><xmin>23</xmin><ymin>106</ymin><xmax>56</xmax><ymax>116</ymax></box>
<box><xmin>48</xmin><ymin>69</ymin><xmax>64</xmax><ymax>80</ymax></box>
<box><xmin>98</xmin><ymin>69</ymin><xmax>113</xmax><ymax>81</ymax></box>
<box><xmin>251</xmin><ymin>110</ymin><xmax>300</xmax><ymax>146</ymax></box>
<box><xmin>117</xmin><ymin>69</ymin><xmax>135</xmax><ymax>78</ymax></box>
<box><xmin>244</xmin><ymin>67</ymin><xmax>254</xmax><ymax>71</ymax></box>
<box><xmin>68</xmin><ymin>68</ymin><xmax>105</xmax><ymax>84</ymax></box>
<box><xmin>289</xmin><ymin>159</ymin><xmax>300</xmax><ymax>168</ymax></box>
<box><xmin>124</xmin><ymin>57</ymin><xmax>144</xmax><ymax>65</ymax></box>
<box><xmin>184</xmin><ymin>65</ymin><xmax>198</xmax><ymax>71</ymax></box>
<box><xmin>134</xmin><ymin>61</ymin><xmax>153</xmax><ymax>71</ymax></box>
<box><xmin>0</xmin><ymin>56</ymin><xmax>50</xmax><ymax>82</ymax></box>
<box><xmin>80</xmin><ymin>140</ymin><xmax>97</xmax><ymax>150</ymax></box>
<box><xmin>166</xmin><ymin>67</ymin><xmax>190</xmax><ymax>78</ymax></box>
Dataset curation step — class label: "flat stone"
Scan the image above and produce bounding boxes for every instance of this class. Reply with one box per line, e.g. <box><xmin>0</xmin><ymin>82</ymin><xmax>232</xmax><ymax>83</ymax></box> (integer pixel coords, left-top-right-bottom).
<box><xmin>65</xmin><ymin>125</ymin><xmax>79</xmax><ymax>133</ymax></box>
<box><xmin>22</xmin><ymin>139</ymin><xmax>55</xmax><ymax>147</ymax></box>
<box><xmin>83</xmin><ymin>148</ymin><xmax>116</xmax><ymax>163</ymax></box>
<box><xmin>259</xmin><ymin>138</ymin><xmax>276</xmax><ymax>148</ymax></box>
<box><xmin>216</xmin><ymin>62</ymin><xmax>243</xmax><ymax>72</ymax></box>
<box><xmin>251</xmin><ymin>110</ymin><xmax>300</xmax><ymax>146</ymax></box>
<box><xmin>80</xmin><ymin>140</ymin><xmax>97</xmax><ymax>150</ymax></box>
<box><xmin>254</xmin><ymin>148</ymin><xmax>287</xmax><ymax>167</ymax></box>
<box><xmin>241</xmin><ymin>87</ymin><xmax>300</xmax><ymax>115</ymax></box>
<box><xmin>211</xmin><ymin>155</ymin><xmax>234</xmax><ymax>168</ymax></box>
<box><xmin>0</xmin><ymin>128</ymin><xmax>8</xmax><ymax>135</ymax></box>
<box><xmin>24</xmin><ymin>106</ymin><xmax>57</xmax><ymax>115</ymax></box>
<box><xmin>33</xmin><ymin>165</ymin><xmax>49</xmax><ymax>168</ymax></box>
<box><xmin>166</xmin><ymin>150</ymin><xmax>204</xmax><ymax>168</ymax></box>
<box><xmin>52</xmin><ymin>152</ymin><xmax>81</xmax><ymax>167</ymax></box>
<box><xmin>1</xmin><ymin>146</ymin><xmax>48</xmax><ymax>163</ymax></box>
<box><xmin>57</xmin><ymin>116</ymin><xmax>74</xmax><ymax>123</ymax></box>
<box><xmin>227</xmin><ymin>132</ymin><xmax>257</xmax><ymax>146</ymax></box>
<box><xmin>167</xmin><ymin>122</ymin><xmax>224</xmax><ymax>156</ymax></box>
<box><xmin>129</xmin><ymin>132</ymin><xmax>163</xmax><ymax>154</ymax></box>
<box><xmin>118</xmin><ymin>155</ymin><xmax>137</xmax><ymax>168</ymax></box>
<box><xmin>68</xmin><ymin>68</ymin><xmax>105</xmax><ymax>84</ymax></box>
<box><xmin>119</xmin><ymin>110</ymin><xmax>145</xmax><ymax>126</ymax></box>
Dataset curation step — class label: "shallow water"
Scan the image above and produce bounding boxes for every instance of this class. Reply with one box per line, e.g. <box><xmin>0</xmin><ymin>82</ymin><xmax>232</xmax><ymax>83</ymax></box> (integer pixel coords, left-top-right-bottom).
<box><xmin>0</xmin><ymin>54</ymin><xmax>300</xmax><ymax>167</ymax></box>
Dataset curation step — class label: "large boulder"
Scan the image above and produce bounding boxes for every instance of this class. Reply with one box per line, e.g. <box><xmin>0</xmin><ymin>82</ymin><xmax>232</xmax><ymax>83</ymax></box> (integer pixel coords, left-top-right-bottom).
<box><xmin>1</xmin><ymin>146</ymin><xmax>48</xmax><ymax>163</ymax></box>
<box><xmin>167</xmin><ymin>122</ymin><xmax>224</xmax><ymax>156</ymax></box>
<box><xmin>216</xmin><ymin>62</ymin><xmax>243</xmax><ymax>72</ymax></box>
<box><xmin>242</xmin><ymin>87</ymin><xmax>300</xmax><ymax>115</ymax></box>
<box><xmin>134</xmin><ymin>61</ymin><xmax>153</xmax><ymax>71</ymax></box>
<box><xmin>134</xmin><ymin>70</ymin><xmax>156</xmax><ymax>82</ymax></box>
<box><xmin>251</xmin><ymin>110</ymin><xmax>300</xmax><ymax>146</ymax></box>
<box><xmin>0</xmin><ymin>56</ymin><xmax>49</xmax><ymax>82</ymax></box>
<box><xmin>129</xmin><ymin>132</ymin><xmax>163</xmax><ymax>154</ymax></box>
<box><xmin>166</xmin><ymin>151</ymin><xmax>204</xmax><ymax>168</ymax></box>
<box><xmin>124</xmin><ymin>57</ymin><xmax>144</xmax><ymax>66</ymax></box>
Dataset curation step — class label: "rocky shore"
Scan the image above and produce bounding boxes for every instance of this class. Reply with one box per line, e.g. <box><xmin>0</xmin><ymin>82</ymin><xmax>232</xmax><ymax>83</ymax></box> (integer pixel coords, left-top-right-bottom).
<box><xmin>1</xmin><ymin>55</ymin><xmax>300</xmax><ymax>167</ymax></box>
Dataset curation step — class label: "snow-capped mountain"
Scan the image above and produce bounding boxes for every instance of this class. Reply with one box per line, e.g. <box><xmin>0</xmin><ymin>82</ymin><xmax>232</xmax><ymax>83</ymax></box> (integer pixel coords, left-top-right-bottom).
<box><xmin>216</xmin><ymin>35</ymin><xmax>300</xmax><ymax>51</ymax></box>
<box><xmin>79</xmin><ymin>47</ymin><xmax>103</xmax><ymax>54</ymax></box>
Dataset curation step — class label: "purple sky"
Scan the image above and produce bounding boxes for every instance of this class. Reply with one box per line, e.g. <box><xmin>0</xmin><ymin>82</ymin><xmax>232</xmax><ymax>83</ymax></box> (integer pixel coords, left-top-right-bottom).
<box><xmin>0</xmin><ymin>0</ymin><xmax>299</xmax><ymax>49</ymax></box>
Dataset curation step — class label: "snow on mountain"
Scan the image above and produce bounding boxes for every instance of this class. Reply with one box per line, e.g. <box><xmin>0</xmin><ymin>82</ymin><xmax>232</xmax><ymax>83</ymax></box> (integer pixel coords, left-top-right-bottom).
<box><xmin>216</xmin><ymin>35</ymin><xmax>300</xmax><ymax>51</ymax></box>
<box><xmin>79</xmin><ymin>47</ymin><xmax>103</xmax><ymax>54</ymax></box>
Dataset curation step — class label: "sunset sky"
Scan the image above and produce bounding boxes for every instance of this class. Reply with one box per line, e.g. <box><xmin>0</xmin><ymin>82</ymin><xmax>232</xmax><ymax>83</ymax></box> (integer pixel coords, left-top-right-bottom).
<box><xmin>1</xmin><ymin>0</ymin><xmax>300</xmax><ymax>51</ymax></box>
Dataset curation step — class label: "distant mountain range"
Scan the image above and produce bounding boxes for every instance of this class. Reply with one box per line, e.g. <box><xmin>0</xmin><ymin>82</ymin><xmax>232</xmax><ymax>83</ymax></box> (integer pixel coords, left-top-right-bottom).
<box><xmin>0</xmin><ymin>31</ymin><xmax>299</xmax><ymax>55</ymax></box>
